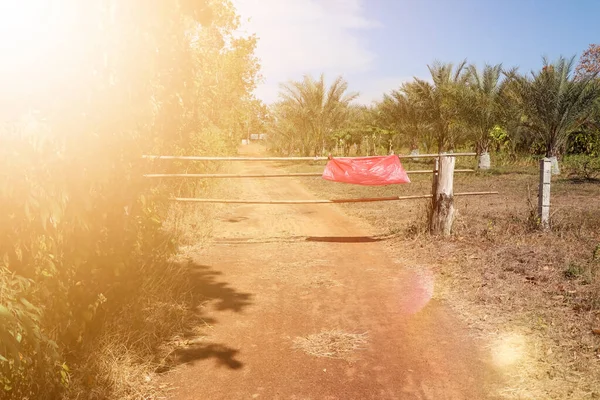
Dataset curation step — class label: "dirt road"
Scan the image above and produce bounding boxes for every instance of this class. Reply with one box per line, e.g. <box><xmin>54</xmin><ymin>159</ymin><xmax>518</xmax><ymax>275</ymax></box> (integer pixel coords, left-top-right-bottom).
<box><xmin>162</xmin><ymin>145</ymin><xmax>501</xmax><ymax>400</ymax></box>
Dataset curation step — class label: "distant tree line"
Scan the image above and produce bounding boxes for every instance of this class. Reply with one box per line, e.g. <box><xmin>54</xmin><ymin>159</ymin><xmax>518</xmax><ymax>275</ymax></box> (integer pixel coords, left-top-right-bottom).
<box><xmin>267</xmin><ymin>45</ymin><xmax>600</xmax><ymax>171</ymax></box>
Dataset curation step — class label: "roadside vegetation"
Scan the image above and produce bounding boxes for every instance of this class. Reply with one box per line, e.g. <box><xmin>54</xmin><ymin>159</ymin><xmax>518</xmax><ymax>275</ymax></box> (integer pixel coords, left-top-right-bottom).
<box><xmin>0</xmin><ymin>1</ymin><xmax>264</xmax><ymax>399</ymax></box>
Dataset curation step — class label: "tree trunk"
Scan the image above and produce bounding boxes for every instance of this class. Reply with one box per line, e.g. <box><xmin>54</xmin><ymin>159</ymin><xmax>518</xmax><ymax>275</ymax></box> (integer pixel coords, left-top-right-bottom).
<box><xmin>430</xmin><ymin>156</ymin><xmax>455</xmax><ymax>236</ymax></box>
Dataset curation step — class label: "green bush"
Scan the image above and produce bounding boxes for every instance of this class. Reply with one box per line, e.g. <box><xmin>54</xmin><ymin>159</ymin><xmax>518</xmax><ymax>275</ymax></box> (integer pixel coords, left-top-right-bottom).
<box><xmin>563</xmin><ymin>155</ymin><xmax>600</xmax><ymax>180</ymax></box>
<box><xmin>0</xmin><ymin>121</ymin><xmax>172</xmax><ymax>398</ymax></box>
<box><xmin>0</xmin><ymin>1</ymin><xmax>260</xmax><ymax>398</ymax></box>
<box><xmin>567</xmin><ymin>130</ymin><xmax>600</xmax><ymax>156</ymax></box>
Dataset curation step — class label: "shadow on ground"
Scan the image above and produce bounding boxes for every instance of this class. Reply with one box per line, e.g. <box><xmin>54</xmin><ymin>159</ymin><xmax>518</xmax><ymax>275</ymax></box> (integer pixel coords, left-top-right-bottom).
<box><xmin>159</xmin><ymin>262</ymin><xmax>252</xmax><ymax>372</ymax></box>
<box><xmin>168</xmin><ymin>344</ymin><xmax>243</xmax><ymax>370</ymax></box>
<box><xmin>305</xmin><ymin>236</ymin><xmax>383</xmax><ymax>243</ymax></box>
<box><xmin>189</xmin><ymin>263</ymin><xmax>253</xmax><ymax>312</ymax></box>
<box><xmin>211</xmin><ymin>235</ymin><xmax>386</xmax><ymax>244</ymax></box>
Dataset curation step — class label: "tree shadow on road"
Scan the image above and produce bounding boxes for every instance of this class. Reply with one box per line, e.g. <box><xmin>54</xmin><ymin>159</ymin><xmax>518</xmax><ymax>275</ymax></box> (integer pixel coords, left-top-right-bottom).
<box><xmin>169</xmin><ymin>344</ymin><xmax>243</xmax><ymax>370</ymax></box>
<box><xmin>188</xmin><ymin>263</ymin><xmax>253</xmax><ymax>312</ymax></box>
<box><xmin>158</xmin><ymin>262</ymin><xmax>252</xmax><ymax>372</ymax></box>
<box><xmin>305</xmin><ymin>236</ymin><xmax>383</xmax><ymax>243</ymax></box>
<box><xmin>211</xmin><ymin>235</ymin><xmax>387</xmax><ymax>244</ymax></box>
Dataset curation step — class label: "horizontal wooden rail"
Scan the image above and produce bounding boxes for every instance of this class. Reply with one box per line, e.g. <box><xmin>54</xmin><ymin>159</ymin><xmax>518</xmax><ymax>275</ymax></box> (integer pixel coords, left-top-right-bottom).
<box><xmin>144</xmin><ymin>169</ymin><xmax>475</xmax><ymax>178</ymax></box>
<box><xmin>144</xmin><ymin>155</ymin><xmax>329</xmax><ymax>161</ymax></box>
<box><xmin>172</xmin><ymin>191</ymin><xmax>498</xmax><ymax>204</ymax></box>
<box><xmin>399</xmin><ymin>153</ymin><xmax>476</xmax><ymax>159</ymax></box>
<box><xmin>142</xmin><ymin>153</ymin><xmax>477</xmax><ymax>161</ymax></box>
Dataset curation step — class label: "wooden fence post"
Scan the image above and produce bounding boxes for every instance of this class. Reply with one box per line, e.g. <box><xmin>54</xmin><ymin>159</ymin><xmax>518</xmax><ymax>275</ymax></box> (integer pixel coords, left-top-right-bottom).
<box><xmin>538</xmin><ymin>158</ymin><xmax>551</xmax><ymax>230</ymax></box>
<box><xmin>430</xmin><ymin>156</ymin><xmax>455</xmax><ymax>236</ymax></box>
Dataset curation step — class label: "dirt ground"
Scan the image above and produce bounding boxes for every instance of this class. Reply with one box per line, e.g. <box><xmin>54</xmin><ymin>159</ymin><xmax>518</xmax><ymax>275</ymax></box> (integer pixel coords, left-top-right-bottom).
<box><xmin>159</xmin><ymin>144</ymin><xmax>513</xmax><ymax>400</ymax></box>
<box><xmin>276</xmin><ymin>151</ymin><xmax>600</xmax><ymax>399</ymax></box>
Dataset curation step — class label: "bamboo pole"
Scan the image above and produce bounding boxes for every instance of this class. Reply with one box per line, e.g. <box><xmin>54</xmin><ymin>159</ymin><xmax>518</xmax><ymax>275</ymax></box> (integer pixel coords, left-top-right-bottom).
<box><xmin>399</xmin><ymin>153</ymin><xmax>476</xmax><ymax>159</ymax></box>
<box><xmin>143</xmin><ymin>169</ymin><xmax>475</xmax><ymax>178</ymax></box>
<box><xmin>147</xmin><ymin>173</ymin><xmax>324</xmax><ymax>178</ymax></box>
<box><xmin>172</xmin><ymin>191</ymin><xmax>498</xmax><ymax>204</ymax></box>
<box><xmin>143</xmin><ymin>155</ymin><xmax>330</xmax><ymax>161</ymax></box>
<box><xmin>142</xmin><ymin>153</ymin><xmax>477</xmax><ymax>161</ymax></box>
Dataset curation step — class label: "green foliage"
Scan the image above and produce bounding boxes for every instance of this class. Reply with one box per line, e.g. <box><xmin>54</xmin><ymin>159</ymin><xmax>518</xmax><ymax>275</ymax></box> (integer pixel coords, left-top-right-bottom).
<box><xmin>0</xmin><ymin>119</ymin><xmax>172</xmax><ymax>399</ymax></box>
<box><xmin>563</xmin><ymin>155</ymin><xmax>600</xmax><ymax>180</ymax></box>
<box><xmin>377</xmin><ymin>87</ymin><xmax>427</xmax><ymax>151</ymax></box>
<box><xmin>410</xmin><ymin>61</ymin><xmax>471</xmax><ymax>152</ymax></box>
<box><xmin>0</xmin><ymin>0</ymin><xmax>260</xmax><ymax>398</ymax></box>
<box><xmin>563</xmin><ymin>248</ymin><xmax>599</xmax><ymax>284</ymax></box>
<box><xmin>378</xmin><ymin>60</ymin><xmax>470</xmax><ymax>153</ymax></box>
<box><xmin>490</xmin><ymin>125</ymin><xmax>508</xmax><ymax>145</ymax></box>
<box><xmin>508</xmin><ymin>56</ymin><xmax>600</xmax><ymax>157</ymax></box>
<box><xmin>269</xmin><ymin>74</ymin><xmax>358</xmax><ymax>156</ymax></box>
<box><xmin>268</xmin><ymin>55</ymin><xmax>600</xmax><ymax>161</ymax></box>
<box><xmin>461</xmin><ymin>63</ymin><xmax>504</xmax><ymax>153</ymax></box>
<box><xmin>567</xmin><ymin>129</ymin><xmax>600</xmax><ymax>156</ymax></box>
<box><xmin>330</xmin><ymin>106</ymin><xmax>389</xmax><ymax>156</ymax></box>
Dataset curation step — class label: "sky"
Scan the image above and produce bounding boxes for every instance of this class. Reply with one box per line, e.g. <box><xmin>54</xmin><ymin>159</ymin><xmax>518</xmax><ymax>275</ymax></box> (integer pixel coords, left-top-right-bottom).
<box><xmin>233</xmin><ymin>0</ymin><xmax>600</xmax><ymax>105</ymax></box>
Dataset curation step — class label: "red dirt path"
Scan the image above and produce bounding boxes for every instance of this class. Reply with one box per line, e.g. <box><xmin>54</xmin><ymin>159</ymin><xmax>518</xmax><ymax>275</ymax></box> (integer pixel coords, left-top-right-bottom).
<box><xmin>161</xmin><ymin>145</ymin><xmax>502</xmax><ymax>400</ymax></box>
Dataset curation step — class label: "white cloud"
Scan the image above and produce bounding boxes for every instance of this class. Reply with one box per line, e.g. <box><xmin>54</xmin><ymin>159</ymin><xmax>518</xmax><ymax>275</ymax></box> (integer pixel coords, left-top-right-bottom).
<box><xmin>233</xmin><ymin>0</ymin><xmax>380</xmax><ymax>103</ymax></box>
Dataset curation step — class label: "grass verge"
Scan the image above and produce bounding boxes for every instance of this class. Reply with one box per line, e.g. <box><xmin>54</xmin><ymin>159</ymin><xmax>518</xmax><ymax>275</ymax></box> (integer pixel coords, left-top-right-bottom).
<box><xmin>63</xmin><ymin>171</ymin><xmax>234</xmax><ymax>400</ymax></box>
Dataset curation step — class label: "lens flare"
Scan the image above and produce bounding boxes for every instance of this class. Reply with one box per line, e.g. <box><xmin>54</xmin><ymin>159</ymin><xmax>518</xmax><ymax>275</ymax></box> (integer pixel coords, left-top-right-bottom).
<box><xmin>491</xmin><ymin>333</ymin><xmax>527</xmax><ymax>368</ymax></box>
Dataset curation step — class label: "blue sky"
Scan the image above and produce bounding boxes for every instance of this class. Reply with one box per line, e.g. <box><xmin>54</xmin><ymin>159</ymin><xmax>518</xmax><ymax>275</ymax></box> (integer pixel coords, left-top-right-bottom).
<box><xmin>234</xmin><ymin>0</ymin><xmax>599</xmax><ymax>104</ymax></box>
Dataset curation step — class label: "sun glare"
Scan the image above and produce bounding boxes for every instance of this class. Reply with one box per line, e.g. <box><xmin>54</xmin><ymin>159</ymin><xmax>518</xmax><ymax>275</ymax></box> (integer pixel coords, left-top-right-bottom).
<box><xmin>491</xmin><ymin>333</ymin><xmax>527</xmax><ymax>368</ymax></box>
<box><xmin>0</xmin><ymin>1</ymin><xmax>75</xmax><ymax>84</ymax></box>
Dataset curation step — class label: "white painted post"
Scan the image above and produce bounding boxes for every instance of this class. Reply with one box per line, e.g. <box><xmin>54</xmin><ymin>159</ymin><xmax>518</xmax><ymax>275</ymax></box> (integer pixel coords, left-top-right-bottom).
<box><xmin>549</xmin><ymin>156</ymin><xmax>560</xmax><ymax>175</ymax></box>
<box><xmin>538</xmin><ymin>158</ymin><xmax>551</xmax><ymax>230</ymax></box>
<box><xmin>430</xmin><ymin>156</ymin><xmax>455</xmax><ymax>236</ymax></box>
<box><xmin>410</xmin><ymin>148</ymin><xmax>420</xmax><ymax>161</ymax></box>
<box><xmin>478</xmin><ymin>152</ymin><xmax>491</xmax><ymax>170</ymax></box>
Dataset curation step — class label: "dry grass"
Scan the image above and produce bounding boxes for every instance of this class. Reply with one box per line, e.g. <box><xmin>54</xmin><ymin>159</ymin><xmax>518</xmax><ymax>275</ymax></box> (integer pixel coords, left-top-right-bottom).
<box><xmin>285</xmin><ymin>156</ymin><xmax>600</xmax><ymax>399</ymax></box>
<box><xmin>65</xmin><ymin>261</ymin><xmax>201</xmax><ymax>400</ymax></box>
<box><xmin>162</xmin><ymin>164</ymin><xmax>236</xmax><ymax>247</ymax></box>
<box><xmin>293</xmin><ymin>330</ymin><xmax>368</xmax><ymax>360</ymax></box>
<box><xmin>65</xmin><ymin>177</ymin><xmax>230</xmax><ymax>399</ymax></box>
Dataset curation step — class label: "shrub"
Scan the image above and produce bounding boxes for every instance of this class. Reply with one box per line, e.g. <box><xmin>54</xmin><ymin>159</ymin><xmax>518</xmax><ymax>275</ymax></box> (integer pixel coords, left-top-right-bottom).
<box><xmin>563</xmin><ymin>155</ymin><xmax>600</xmax><ymax>180</ymax></box>
<box><xmin>0</xmin><ymin>1</ymin><xmax>260</xmax><ymax>398</ymax></box>
<box><xmin>0</xmin><ymin>120</ymin><xmax>173</xmax><ymax>399</ymax></box>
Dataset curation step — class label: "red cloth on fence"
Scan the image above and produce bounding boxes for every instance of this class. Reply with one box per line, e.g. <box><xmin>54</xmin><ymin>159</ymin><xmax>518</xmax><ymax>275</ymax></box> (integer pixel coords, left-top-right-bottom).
<box><xmin>322</xmin><ymin>155</ymin><xmax>411</xmax><ymax>186</ymax></box>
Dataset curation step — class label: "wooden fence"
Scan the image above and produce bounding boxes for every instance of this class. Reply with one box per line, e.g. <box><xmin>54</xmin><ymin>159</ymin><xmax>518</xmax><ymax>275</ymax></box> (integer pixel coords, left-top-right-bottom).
<box><xmin>144</xmin><ymin>153</ymin><xmax>498</xmax><ymax>236</ymax></box>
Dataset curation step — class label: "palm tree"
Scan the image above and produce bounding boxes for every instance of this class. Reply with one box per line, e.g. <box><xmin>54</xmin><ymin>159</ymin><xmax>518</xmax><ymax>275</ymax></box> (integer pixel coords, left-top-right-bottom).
<box><xmin>378</xmin><ymin>86</ymin><xmax>427</xmax><ymax>152</ymax></box>
<box><xmin>495</xmin><ymin>68</ymin><xmax>528</xmax><ymax>157</ymax></box>
<box><xmin>408</xmin><ymin>60</ymin><xmax>469</xmax><ymax>152</ymax></box>
<box><xmin>462</xmin><ymin>64</ymin><xmax>504</xmax><ymax>157</ymax></box>
<box><xmin>509</xmin><ymin>56</ymin><xmax>600</xmax><ymax>169</ymax></box>
<box><xmin>275</xmin><ymin>74</ymin><xmax>358</xmax><ymax>156</ymax></box>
